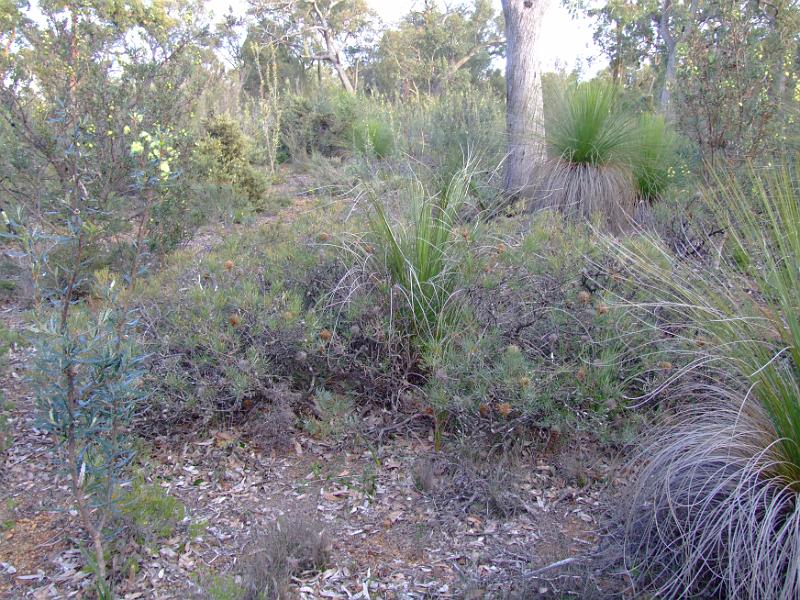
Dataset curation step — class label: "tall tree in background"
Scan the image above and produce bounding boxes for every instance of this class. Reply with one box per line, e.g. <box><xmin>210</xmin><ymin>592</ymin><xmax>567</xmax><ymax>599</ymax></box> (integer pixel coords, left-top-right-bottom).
<box><xmin>657</xmin><ymin>0</ymin><xmax>698</xmax><ymax>116</ymax></box>
<box><xmin>249</xmin><ymin>0</ymin><xmax>376</xmax><ymax>93</ymax></box>
<box><xmin>364</xmin><ymin>0</ymin><xmax>504</xmax><ymax>98</ymax></box>
<box><xmin>502</xmin><ymin>0</ymin><xmax>552</xmax><ymax>197</ymax></box>
<box><xmin>573</xmin><ymin>0</ymin><xmax>800</xmax><ymax>163</ymax></box>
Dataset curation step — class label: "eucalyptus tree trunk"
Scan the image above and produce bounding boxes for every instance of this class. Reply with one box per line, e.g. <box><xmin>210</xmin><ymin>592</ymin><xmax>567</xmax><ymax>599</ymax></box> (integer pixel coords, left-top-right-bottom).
<box><xmin>322</xmin><ymin>28</ymin><xmax>355</xmax><ymax>93</ymax></box>
<box><xmin>501</xmin><ymin>0</ymin><xmax>551</xmax><ymax>198</ymax></box>
<box><xmin>658</xmin><ymin>0</ymin><xmax>698</xmax><ymax>117</ymax></box>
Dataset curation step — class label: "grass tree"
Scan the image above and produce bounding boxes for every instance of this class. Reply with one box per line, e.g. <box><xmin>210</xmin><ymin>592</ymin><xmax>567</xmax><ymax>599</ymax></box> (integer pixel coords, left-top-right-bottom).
<box><xmin>537</xmin><ymin>79</ymin><xmax>638</xmax><ymax>231</ymax></box>
<box><xmin>607</xmin><ymin>166</ymin><xmax>800</xmax><ymax>599</ymax></box>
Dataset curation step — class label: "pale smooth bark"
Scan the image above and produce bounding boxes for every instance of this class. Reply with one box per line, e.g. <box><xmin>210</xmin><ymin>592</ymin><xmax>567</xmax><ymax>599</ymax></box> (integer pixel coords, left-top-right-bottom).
<box><xmin>658</xmin><ymin>0</ymin><xmax>698</xmax><ymax>117</ymax></box>
<box><xmin>501</xmin><ymin>0</ymin><xmax>551</xmax><ymax>197</ymax></box>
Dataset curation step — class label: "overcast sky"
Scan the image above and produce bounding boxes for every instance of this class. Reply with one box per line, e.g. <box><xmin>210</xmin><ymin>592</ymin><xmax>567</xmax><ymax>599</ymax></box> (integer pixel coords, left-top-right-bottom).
<box><xmin>206</xmin><ymin>0</ymin><xmax>606</xmax><ymax>77</ymax></box>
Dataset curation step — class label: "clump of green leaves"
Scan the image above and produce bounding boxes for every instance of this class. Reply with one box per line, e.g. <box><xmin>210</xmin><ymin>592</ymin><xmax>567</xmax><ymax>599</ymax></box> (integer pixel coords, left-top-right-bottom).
<box><xmin>368</xmin><ymin>168</ymin><xmax>471</xmax><ymax>351</ymax></box>
<box><xmin>546</xmin><ymin>79</ymin><xmax>635</xmax><ymax>168</ymax></box>
<box><xmin>0</xmin><ymin>322</ymin><xmax>18</xmax><ymax>455</ymax></box>
<box><xmin>136</xmin><ymin>221</ymin><xmax>326</xmax><ymax>425</ymax></box>
<box><xmin>632</xmin><ymin>113</ymin><xmax>678</xmax><ymax>202</ymax></box>
<box><xmin>352</xmin><ymin>116</ymin><xmax>395</xmax><ymax>159</ymax></box>
<box><xmin>193</xmin><ymin>115</ymin><xmax>271</xmax><ymax>207</ymax></box>
<box><xmin>119</xmin><ymin>477</ymin><xmax>186</xmax><ymax>541</ymax></box>
<box><xmin>303</xmin><ymin>388</ymin><xmax>356</xmax><ymax>439</ymax></box>
<box><xmin>281</xmin><ymin>88</ymin><xmax>360</xmax><ymax>160</ymax></box>
<box><xmin>539</xmin><ymin>79</ymin><xmax>639</xmax><ymax>230</ymax></box>
<box><xmin>424</xmin><ymin>210</ymin><xmax>653</xmax><ymax>442</ymax></box>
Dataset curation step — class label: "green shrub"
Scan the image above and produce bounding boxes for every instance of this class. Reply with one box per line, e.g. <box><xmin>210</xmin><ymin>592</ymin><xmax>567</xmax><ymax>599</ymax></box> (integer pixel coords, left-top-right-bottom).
<box><xmin>424</xmin><ymin>211</ymin><xmax>652</xmax><ymax>440</ymax></box>
<box><xmin>613</xmin><ymin>165</ymin><xmax>800</xmax><ymax>599</ymax></box>
<box><xmin>397</xmin><ymin>89</ymin><xmax>505</xmax><ymax>199</ymax></box>
<box><xmin>119</xmin><ymin>477</ymin><xmax>186</xmax><ymax>541</ymax></box>
<box><xmin>281</xmin><ymin>88</ymin><xmax>359</xmax><ymax>160</ymax></box>
<box><xmin>0</xmin><ymin>323</ymin><xmax>17</xmax><ymax>455</ymax></box>
<box><xmin>546</xmin><ymin>79</ymin><xmax>635</xmax><ymax>167</ymax></box>
<box><xmin>193</xmin><ymin>115</ymin><xmax>270</xmax><ymax>206</ymax></box>
<box><xmin>352</xmin><ymin>116</ymin><xmax>395</xmax><ymax>158</ymax></box>
<box><xmin>632</xmin><ymin>113</ymin><xmax>678</xmax><ymax>202</ymax></box>
<box><xmin>136</xmin><ymin>223</ymin><xmax>323</xmax><ymax>425</ymax></box>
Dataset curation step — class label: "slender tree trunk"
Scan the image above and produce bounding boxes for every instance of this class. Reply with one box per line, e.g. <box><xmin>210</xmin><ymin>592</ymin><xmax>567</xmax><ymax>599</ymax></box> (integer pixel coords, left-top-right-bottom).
<box><xmin>658</xmin><ymin>0</ymin><xmax>698</xmax><ymax>117</ymax></box>
<box><xmin>658</xmin><ymin>0</ymin><xmax>676</xmax><ymax>115</ymax></box>
<box><xmin>502</xmin><ymin>0</ymin><xmax>550</xmax><ymax>198</ymax></box>
<box><xmin>612</xmin><ymin>20</ymin><xmax>623</xmax><ymax>84</ymax></box>
<box><xmin>322</xmin><ymin>30</ymin><xmax>355</xmax><ymax>93</ymax></box>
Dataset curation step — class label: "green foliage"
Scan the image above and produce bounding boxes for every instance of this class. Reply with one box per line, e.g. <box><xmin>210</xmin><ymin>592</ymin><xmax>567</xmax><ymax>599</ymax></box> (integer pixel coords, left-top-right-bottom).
<box><xmin>352</xmin><ymin>115</ymin><xmax>395</xmax><ymax>158</ymax></box>
<box><xmin>135</xmin><ymin>217</ymin><xmax>334</xmax><ymax>424</ymax></box>
<box><xmin>193</xmin><ymin>115</ymin><xmax>271</xmax><ymax>206</ymax></box>
<box><xmin>281</xmin><ymin>89</ymin><xmax>360</xmax><ymax>160</ymax></box>
<box><xmin>0</xmin><ymin>322</ymin><xmax>17</xmax><ymax>454</ymax></box>
<box><xmin>202</xmin><ymin>574</ymin><xmax>245</xmax><ymax>600</ymax></box>
<box><xmin>424</xmin><ymin>211</ymin><xmax>650</xmax><ymax>439</ymax></box>
<box><xmin>632</xmin><ymin>113</ymin><xmax>678</xmax><ymax>202</ymax></box>
<box><xmin>119</xmin><ymin>478</ymin><xmax>186</xmax><ymax>541</ymax></box>
<box><xmin>711</xmin><ymin>167</ymin><xmax>800</xmax><ymax>483</ymax></box>
<box><xmin>546</xmin><ymin>79</ymin><xmax>635</xmax><ymax>167</ymax></box>
<box><xmin>363</xmin><ymin>0</ymin><xmax>504</xmax><ymax>97</ymax></box>
<box><xmin>201</xmin><ymin>575</ymin><xmax>246</xmax><ymax>600</ymax></box>
<box><xmin>303</xmin><ymin>388</ymin><xmax>356</xmax><ymax>439</ymax></box>
<box><xmin>397</xmin><ymin>89</ymin><xmax>505</xmax><ymax>195</ymax></box>
<box><xmin>368</xmin><ymin>169</ymin><xmax>470</xmax><ymax>350</ymax></box>
<box><xmin>6</xmin><ymin>117</ymin><xmax>174</xmax><ymax>591</ymax></box>
<box><xmin>539</xmin><ymin>79</ymin><xmax>651</xmax><ymax>229</ymax></box>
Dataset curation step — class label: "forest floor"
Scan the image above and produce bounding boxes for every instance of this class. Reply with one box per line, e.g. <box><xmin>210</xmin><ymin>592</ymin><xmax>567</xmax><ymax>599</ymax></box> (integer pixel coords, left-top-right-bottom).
<box><xmin>0</xmin><ymin>175</ymin><xmax>633</xmax><ymax>599</ymax></box>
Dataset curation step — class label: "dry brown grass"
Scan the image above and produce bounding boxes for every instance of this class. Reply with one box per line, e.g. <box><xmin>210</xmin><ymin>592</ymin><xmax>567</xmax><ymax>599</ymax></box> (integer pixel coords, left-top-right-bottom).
<box><xmin>533</xmin><ymin>160</ymin><xmax>637</xmax><ymax>233</ymax></box>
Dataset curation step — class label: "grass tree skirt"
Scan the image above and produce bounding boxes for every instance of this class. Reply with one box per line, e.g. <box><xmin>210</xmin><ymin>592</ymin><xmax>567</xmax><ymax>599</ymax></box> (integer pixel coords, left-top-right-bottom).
<box><xmin>533</xmin><ymin>160</ymin><xmax>638</xmax><ymax>233</ymax></box>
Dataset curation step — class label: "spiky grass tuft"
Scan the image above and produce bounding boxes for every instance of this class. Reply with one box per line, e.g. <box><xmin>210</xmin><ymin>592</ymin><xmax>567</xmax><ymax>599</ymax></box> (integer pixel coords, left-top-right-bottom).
<box><xmin>546</xmin><ymin>79</ymin><xmax>635</xmax><ymax>167</ymax></box>
<box><xmin>537</xmin><ymin>80</ymin><xmax>637</xmax><ymax>231</ymax></box>
<box><xmin>606</xmin><ymin>165</ymin><xmax>800</xmax><ymax>599</ymax></box>
<box><xmin>368</xmin><ymin>166</ymin><xmax>472</xmax><ymax>350</ymax></box>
